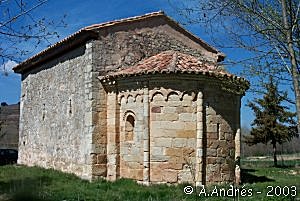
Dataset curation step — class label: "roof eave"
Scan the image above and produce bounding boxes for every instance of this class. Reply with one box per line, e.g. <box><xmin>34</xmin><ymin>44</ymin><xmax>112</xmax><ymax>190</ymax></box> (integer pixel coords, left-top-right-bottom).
<box><xmin>13</xmin><ymin>30</ymin><xmax>98</xmax><ymax>74</ymax></box>
<box><xmin>13</xmin><ymin>11</ymin><xmax>225</xmax><ymax>74</ymax></box>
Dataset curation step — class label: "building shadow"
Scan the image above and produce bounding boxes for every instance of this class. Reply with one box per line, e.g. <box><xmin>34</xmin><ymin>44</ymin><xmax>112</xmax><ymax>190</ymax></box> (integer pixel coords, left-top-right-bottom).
<box><xmin>241</xmin><ymin>168</ymin><xmax>275</xmax><ymax>184</ymax></box>
<box><xmin>0</xmin><ymin>176</ymin><xmax>52</xmax><ymax>201</ymax></box>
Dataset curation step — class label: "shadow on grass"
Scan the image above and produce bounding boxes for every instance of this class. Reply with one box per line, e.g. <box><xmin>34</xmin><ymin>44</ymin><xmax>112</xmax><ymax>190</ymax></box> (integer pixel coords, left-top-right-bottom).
<box><xmin>0</xmin><ymin>176</ymin><xmax>52</xmax><ymax>201</ymax></box>
<box><xmin>267</xmin><ymin>159</ymin><xmax>299</xmax><ymax>168</ymax></box>
<box><xmin>241</xmin><ymin>168</ymin><xmax>275</xmax><ymax>184</ymax></box>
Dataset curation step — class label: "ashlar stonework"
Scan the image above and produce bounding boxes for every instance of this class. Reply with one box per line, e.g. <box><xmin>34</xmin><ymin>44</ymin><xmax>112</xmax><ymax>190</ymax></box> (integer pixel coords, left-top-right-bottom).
<box><xmin>13</xmin><ymin>11</ymin><xmax>249</xmax><ymax>185</ymax></box>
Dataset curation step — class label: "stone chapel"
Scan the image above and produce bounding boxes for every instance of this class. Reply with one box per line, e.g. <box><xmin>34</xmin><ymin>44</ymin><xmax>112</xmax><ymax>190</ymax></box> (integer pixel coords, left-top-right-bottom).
<box><xmin>13</xmin><ymin>11</ymin><xmax>249</xmax><ymax>185</ymax></box>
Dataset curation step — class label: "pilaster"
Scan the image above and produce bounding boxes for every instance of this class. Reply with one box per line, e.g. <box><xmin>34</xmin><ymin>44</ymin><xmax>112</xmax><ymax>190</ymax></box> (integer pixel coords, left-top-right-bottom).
<box><xmin>143</xmin><ymin>82</ymin><xmax>150</xmax><ymax>184</ymax></box>
<box><xmin>195</xmin><ymin>91</ymin><xmax>204</xmax><ymax>186</ymax></box>
<box><xmin>106</xmin><ymin>87</ymin><xmax>119</xmax><ymax>181</ymax></box>
<box><xmin>234</xmin><ymin>96</ymin><xmax>241</xmax><ymax>185</ymax></box>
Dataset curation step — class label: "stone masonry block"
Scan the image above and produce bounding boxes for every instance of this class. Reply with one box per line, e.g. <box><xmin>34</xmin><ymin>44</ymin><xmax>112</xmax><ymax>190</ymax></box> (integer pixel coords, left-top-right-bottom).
<box><xmin>159</xmin><ymin>162</ymin><xmax>182</xmax><ymax>170</ymax></box>
<box><xmin>207</xmin><ymin>157</ymin><xmax>217</xmax><ymax>164</ymax></box>
<box><xmin>152</xmin><ymin>147</ymin><xmax>164</xmax><ymax>155</ymax></box>
<box><xmin>184</xmin><ymin>122</ymin><xmax>196</xmax><ymax>130</ymax></box>
<box><xmin>178</xmin><ymin>170</ymin><xmax>193</xmax><ymax>183</ymax></box>
<box><xmin>168</xmin><ymin>94</ymin><xmax>180</xmax><ymax>101</ymax></box>
<box><xmin>162</xmin><ymin>106</ymin><xmax>177</xmax><ymax>113</ymax></box>
<box><xmin>176</xmin><ymin>130</ymin><xmax>196</xmax><ymax>138</ymax></box>
<box><xmin>165</xmin><ymin>147</ymin><xmax>182</xmax><ymax>157</ymax></box>
<box><xmin>181</xmin><ymin>100</ymin><xmax>192</xmax><ymax>107</ymax></box>
<box><xmin>187</xmin><ymin>138</ymin><xmax>196</xmax><ymax>147</ymax></box>
<box><xmin>151</xmin><ymin>155</ymin><xmax>169</xmax><ymax>162</ymax></box>
<box><xmin>207</xmin><ymin>132</ymin><xmax>218</xmax><ymax>140</ymax></box>
<box><xmin>154</xmin><ymin>137</ymin><xmax>172</xmax><ymax>147</ymax></box>
<box><xmin>160</xmin><ymin>121</ymin><xmax>185</xmax><ymax>130</ymax></box>
<box><xmin>183</xmin><ymin>147</ymin><xmax>195</xmax><ymax>156</ymax></box>
<box><xmin>150</xmin><ymin>168</ymin><xmax>162</xmax><ymax>182</ymax></box>
<box><xmin>162</xmin><ymin>170</ymin><xmax>178</xmax><ymax>183</ymax></box>
<box><xmin>133</xmin><ymin>169</ymin><xmax>144</xmax><ymax>180</ymax></box>
<box><xmin>219</xmin><ymin>132</ymin><xmax>225</xmax><ymax>140</ymax></box>
<box><xmin>207</xmin><ymin>148</ymin><xmax>217</xmax><ymax>157</ymax></box>
<box><xmin>172</xmin><ymin>138</ymin><xmax>187</xmax><ymax>147</ymax></box>
<box><xmin>151</xmin><ymin>128</ymin><xmax>176</xmax><ymax>138</ymax></box>
<box><xmin>225</xmin><ymin>132</ymin><xmax>233</xmax><ymax>140</ymax></box>
<box><xmin>217</xmin><ymin>147</ymin><xmax>229</xmax><ymax>157</ymax></box>
<box><xmin>92</xmin><ymin>164</ymin><xmax>107</xmax><ymax>176</ymax></box>
<box><xmin>128</xmin><ymin>162</ymin><xmax>143</xmax><ymax>169</ymax></box>
<box><xmin>155</xmin><ymin>113</ymin><xmax>178</xmax><ymax>121</ymax></box>
<box><xmin>167</xmin><ymin>100</ymin><xmax>181</xmax><ymax>107</ymax></box>
<box><xmin>179</xmin><ymin>113</ymin><xmax>196</xmax><ymax>122</ymax></box>
<box><xmin>206</xmin><ymin>124</ymin><xmax>217</xmax><ymax>133</ymax></box>
<box><xmin>151</xmin><ymin>106</ymin><xmax>161</xmax><ymax>113</ymax></box>
<box><xmin>97</xmin><ymin>154</ymin><xmax>107</xmax><ymax>164</ymax></box>
<box><xmin>91</xmin><ymin>154</ymin><xmax>97</xmax><ymax>164</ymax></box>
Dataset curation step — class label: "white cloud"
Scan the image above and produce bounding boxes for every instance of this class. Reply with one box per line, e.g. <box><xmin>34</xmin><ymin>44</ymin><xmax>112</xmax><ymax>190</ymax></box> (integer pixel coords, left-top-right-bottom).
<box><xmin>0</xmin><ymin>60</ymin><xmax>18</xmax><ymax>75</ymax></box>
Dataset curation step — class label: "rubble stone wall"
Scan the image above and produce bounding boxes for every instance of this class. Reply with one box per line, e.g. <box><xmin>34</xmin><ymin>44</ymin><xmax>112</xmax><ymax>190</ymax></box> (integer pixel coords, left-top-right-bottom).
<box><xmin>18</xmin><ymin>43</ymin><xmax>94</xmax><ymax>179</ymax></box>
<box><xmin>204</xmin><ymin>89</ymin><xmax>240</xmax><ymax>184</ymax></box>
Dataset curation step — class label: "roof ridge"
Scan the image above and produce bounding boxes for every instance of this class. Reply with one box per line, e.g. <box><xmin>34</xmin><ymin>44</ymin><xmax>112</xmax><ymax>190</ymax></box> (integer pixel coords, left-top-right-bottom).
<box><xmin>13</xmin><ymin>11</ymin><xmax>224</xmax><ymax>74</ymax></box>
<box><xmin>84</xmin><ymin>11</ymin><xmax>164</xmax><ymax>30</ymax></box>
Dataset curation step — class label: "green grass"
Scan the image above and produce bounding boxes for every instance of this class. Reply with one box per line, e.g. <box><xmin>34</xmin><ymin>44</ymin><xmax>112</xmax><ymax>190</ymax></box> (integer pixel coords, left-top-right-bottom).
<box><xmin>0</xmin><ymin>160</ymin><xmax>299</xmax><ymax>201</ymax></box>
<box><xmin>239</xmin><ymin>159</ymin><xmax>300</xmax><ymax>201</ymax></box>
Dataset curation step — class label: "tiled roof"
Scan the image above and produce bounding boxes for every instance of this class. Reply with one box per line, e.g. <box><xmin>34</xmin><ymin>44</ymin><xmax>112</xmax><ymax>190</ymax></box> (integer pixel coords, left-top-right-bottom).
<box><xmin>13</xmin><ymin>11</ymin><xmax>224</xmax><ymax>74</ymax></box>
<box><xmin>82</xmin><ymin>11</ymin><xmax>222</xmax><ymax>55</ymax></box>
<box><xmin>101</xmin><ymin>51</ymin><xmax>247</xmax><ymax>84</ymax></box>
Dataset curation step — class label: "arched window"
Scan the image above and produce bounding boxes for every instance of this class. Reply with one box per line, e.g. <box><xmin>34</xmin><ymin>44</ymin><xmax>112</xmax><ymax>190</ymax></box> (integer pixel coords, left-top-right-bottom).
<box><xmin>125</xmin><ymin>115</ymin><xmax>135</xmax><ymax>141</ymax></box>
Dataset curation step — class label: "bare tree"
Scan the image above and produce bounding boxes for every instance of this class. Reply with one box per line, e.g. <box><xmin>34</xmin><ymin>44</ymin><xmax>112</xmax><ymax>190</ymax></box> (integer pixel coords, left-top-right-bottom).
<box><xmin>169</xmin><ymin>0</ymin><xmax>300</xmax><ymax>131</ymax></box>
<box><xmin>0</xmin><ymin>0</ymin><xmax>66</xmax><ymax>74</ymax></box>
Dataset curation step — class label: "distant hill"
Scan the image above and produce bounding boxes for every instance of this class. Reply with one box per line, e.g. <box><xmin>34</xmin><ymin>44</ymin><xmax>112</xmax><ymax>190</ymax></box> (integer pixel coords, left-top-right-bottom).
<box><xmin>0</xmin><ymin>103</ymin><xmax>19</xmax><ymax>149</ymax></box>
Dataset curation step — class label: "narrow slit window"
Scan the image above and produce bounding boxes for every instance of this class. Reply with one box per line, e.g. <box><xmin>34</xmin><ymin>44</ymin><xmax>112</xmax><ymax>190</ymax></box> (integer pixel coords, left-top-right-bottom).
<box><xmin>69</xmin><ymin>98</ymin><xmax>72</xmax><ymax>115</ymax></box>
<box><xmin>217</xmin><ymin>123</ymin><xmax>220</xmax><ymax>139</ymax></box>
<box><xmin>42</xmin><ymin>103</ymin><xmax>46</xmax><ymax>121</ymax></box>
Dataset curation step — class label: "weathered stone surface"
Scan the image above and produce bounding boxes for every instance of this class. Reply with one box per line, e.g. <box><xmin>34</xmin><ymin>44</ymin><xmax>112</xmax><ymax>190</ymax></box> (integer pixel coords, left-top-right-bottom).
<box><xmin>151</xmin><ymin>106</ymin><xmax>161</xmax><ymax>113</ymax></box>
<box><xmin>163</xmin><ymin>170</ymin><xmax>178</xmax><ymax>183</ymax></box>
<box><xmin>176</xmin><ymin>130</ymin><xmax>196</xmax><ymax>138</ymax></box>
<box><xmin>16</xmin><ymin>13</ymin><xmax>245</xmax><ymax>185</ymax></box>
<box><xmin>18</xmin><ymin>44</ymin><xmax>95</xmax><ymax>179</ymax></box>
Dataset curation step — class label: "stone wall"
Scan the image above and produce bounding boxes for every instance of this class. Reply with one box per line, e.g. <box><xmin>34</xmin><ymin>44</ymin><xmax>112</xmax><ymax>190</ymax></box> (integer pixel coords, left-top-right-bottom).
<box><xmin>18</xmin><ymin>43</ymin><xmax>94</xmax><ymax>179</ymax></box>
<box><xmin>92</xmin><ymin>19</ymin><xmax>218</xmax><ymax>74</ymax></box>
<box><xmin>203</xmin><ymin>89</ymin><xmax>240</xmax><ymax>184</ymax></box>
<box><xmin>118</xmin><ymin>89</ymin><xmax>144</xmax><ymax>181</ymax></box>
<box><xmin>149</xmin><ymin>81</ymin><xmax>197</xmax><ymax>184</ymax></box>
<box><xmin>17</xmin><ymin>16</ymin><xmax>237</xmax><ymax>182</ymax></box>
<box><xmin>90</xmin><ymin>18</ymin><xmax>221</xmax><ymax>178</ymax></box>
<box><xmin>102</xmin><ymin>75</ymin><xmax>241</xmax><ymax>184</ymax></box>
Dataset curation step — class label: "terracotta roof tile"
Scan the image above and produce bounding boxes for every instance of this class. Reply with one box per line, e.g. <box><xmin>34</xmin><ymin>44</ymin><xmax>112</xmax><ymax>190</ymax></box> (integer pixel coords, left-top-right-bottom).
<box><xmin>104</xmin><ymin>51</ymin><xmax>222</xmax><ymax>76</ymax></box>
<box><xmin>101</xmin><ymin>51</ymin><xmax>249</xmax><ymax>86</ymax></box>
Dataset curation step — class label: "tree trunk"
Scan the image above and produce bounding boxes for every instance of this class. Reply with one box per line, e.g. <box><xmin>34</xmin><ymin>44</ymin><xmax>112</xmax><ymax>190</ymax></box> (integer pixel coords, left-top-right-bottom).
<box><xmin>281</xmin><ymin>0</ymin><xmax>300</xmax><ymax>134</ymax></box>
<box><xmin>273</xmin><ymin>142</ymin><xmax>278</xmax><ymax>167</ymax></box>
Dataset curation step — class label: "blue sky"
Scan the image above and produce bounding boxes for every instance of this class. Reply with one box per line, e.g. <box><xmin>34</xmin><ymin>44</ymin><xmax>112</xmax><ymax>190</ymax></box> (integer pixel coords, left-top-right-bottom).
<box><xmin>0</xmin><ymin>0</ymin><xmax>288</xmax><ymax>128</ymax></box>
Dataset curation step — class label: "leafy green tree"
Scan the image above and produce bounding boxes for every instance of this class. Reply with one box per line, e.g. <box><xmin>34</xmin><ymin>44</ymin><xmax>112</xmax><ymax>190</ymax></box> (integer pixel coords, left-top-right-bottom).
<box><xmin>246</xmin><ymin>77</ymin><xmax>298</xmax><ymax>166</ymax></box>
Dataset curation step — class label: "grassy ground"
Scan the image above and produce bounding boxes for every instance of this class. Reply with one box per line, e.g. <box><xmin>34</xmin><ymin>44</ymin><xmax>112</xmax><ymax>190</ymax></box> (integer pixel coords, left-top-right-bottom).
<box><xmin>0</xmin><ymin>159</ymin><xmax>299</xmax><ymax>201</ymax></box>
